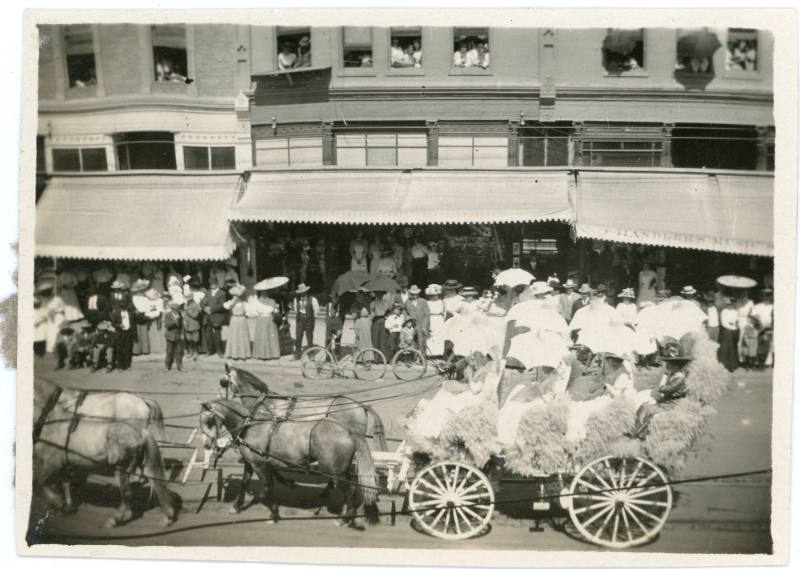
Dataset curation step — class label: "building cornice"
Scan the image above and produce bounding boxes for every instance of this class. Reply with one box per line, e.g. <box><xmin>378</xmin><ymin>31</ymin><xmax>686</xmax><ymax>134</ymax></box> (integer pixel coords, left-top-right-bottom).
<box><xmin>38</xmin><ymin>95</ymin><xmax>236</xmax><ymax>115</ymax></box>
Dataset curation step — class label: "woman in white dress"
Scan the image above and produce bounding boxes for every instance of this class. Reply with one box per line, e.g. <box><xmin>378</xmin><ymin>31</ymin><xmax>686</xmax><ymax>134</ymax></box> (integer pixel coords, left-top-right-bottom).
<box><xmin>425</xmin><ymin>284</ymin><xmax>445</xmax><ymax>356</ymax></box>
<box><xmin>637</xmin><ymin>262</ymin><xmax>658</xmax><ymax>307</ymax></box>
<box><xmin>615</xmin><ymin>287</ymin><xmax>638</xmax><ymax>326</ymax></box>
<box><xmin>37</xmin><ymin>281</ymin><xmax>65</xmax><ymax>353</ymax></box>
<box><xmin>57</xmin><ymin>271</ymin><xmax>84</xmax><ymax>322</ymax></box>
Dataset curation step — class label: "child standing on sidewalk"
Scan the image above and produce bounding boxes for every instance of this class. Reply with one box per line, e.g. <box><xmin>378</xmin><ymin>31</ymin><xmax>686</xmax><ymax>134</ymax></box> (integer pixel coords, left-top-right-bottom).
<box><xmin>164</xmin><ymin>301</ymin><xmax>185</xmax><ymax>372</ymax></box>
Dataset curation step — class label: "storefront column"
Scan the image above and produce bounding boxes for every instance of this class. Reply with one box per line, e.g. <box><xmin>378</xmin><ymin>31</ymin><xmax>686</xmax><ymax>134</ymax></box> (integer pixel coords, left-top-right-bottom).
<box><xmin>507</xmin><ymin>121</ymin><xmax>520</xmax><ymax>167</ymax></box>
<box><xmin>660</xmin><ymin>123</ymin><xmax>674</xmax><ymax>167</ymax></box>
<box><xmin>426</xmin><ymin>120</ymin><xmax>439</xmax><ymax>166</ymax></box>
<box><xmin>322</xmin><ymin>120</ymin><xmax>335</xmax><ymax>166</ymax></box>
<box><xmin>572</xmin><ymin>122</ymin><xmax>584</xmax><ymax>166</ymax></box>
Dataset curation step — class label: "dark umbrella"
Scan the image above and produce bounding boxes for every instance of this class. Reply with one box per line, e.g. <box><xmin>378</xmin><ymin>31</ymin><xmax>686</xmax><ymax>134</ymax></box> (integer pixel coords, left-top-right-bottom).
<box><xmin>366</xmin><ymin>275</ymin><xmax>400</xmax><ymax>293</ymax></box>
<box><xmin>331</xmin><ymin>270</ymin><xmax>372</xmax><ymax>298</ymax></box>
<box><xmin>677</xmin><ymin>30</ymin><xmax>722</xmax><ymax>58</ymax></box>
<box><xmin>602</xmin><ymin>30</ymin><xmax>640</xmax><ymax>55</ymax></box>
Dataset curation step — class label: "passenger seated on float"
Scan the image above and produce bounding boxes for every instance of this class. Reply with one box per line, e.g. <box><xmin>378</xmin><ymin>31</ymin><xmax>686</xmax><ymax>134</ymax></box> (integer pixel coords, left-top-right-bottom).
<box><xmin>632</xmin><ymin>341</ymin><xmax>691</xmax><ymax>438</ymax></box>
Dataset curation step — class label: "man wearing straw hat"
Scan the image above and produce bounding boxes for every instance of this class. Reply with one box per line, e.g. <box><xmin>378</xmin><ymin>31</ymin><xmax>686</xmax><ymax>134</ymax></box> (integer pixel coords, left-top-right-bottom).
<box><xmin>570</xmin><ymin>283</ymin><xmax>593</xmax><ymax>320</ymax></box>
<box><xmin>403</xmin><ymin>284</ymin><xmax>430</xmax><ymax>352</ymax></box>
<box><xmin>558</xmin><ymin>279</ymin><xmax>580</xmax><ymax>322</ymax></box>
<box><xmin>202</xmin><ymin>276</ymin><xmax>228</xmax><ymax>357</ymax></box>
<box><xmin>292</xmin><ymin>283</ymin><xmax>320</xmax><ymax>359</ymax></box>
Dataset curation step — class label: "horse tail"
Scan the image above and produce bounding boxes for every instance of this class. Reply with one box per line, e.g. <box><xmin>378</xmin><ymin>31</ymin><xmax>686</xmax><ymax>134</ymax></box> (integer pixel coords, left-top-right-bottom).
<box><xmin>142</xmin><ymin>398</ymin><xmax>165</xmax><ymax>440</ymax></box>
<box><xmin>352</xmin><ymin>433</ymin><xmax>379</xmax><ymax>525</ymax></box>
<box><xmin>141</xmin><ymin>430</ymin><xmax>174</xmax><ymax>525</ymax></box>
<box><xmin>363</xmin><ymin>405</ymin><xmax>387</xmax><ymax>451</ymax></box>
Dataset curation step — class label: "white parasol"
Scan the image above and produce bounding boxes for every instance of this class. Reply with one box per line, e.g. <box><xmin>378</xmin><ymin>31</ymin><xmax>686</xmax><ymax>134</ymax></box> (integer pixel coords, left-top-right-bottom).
<box><xmin>254</xmin><ymin>276</ymin><xmax>289</xmax><ymax>291</ymax></box>
<box><xmin>505</xmin><ymin>300</ymin><xmax>570</xmax><ymax>369</ymax></box>
<box><xmin>716</xmin><ymin>275</ymin><xmax>757</xmax><ymax>289</ymax></box>
<box><xmin>493</xmin><ymin>268</ymin><xmax>535</xmax><ymax>288</ymax></box>
<box><xmin>636</xmin><ymin>298</ymin><xmax>708</xmax><ymax>343</ymax></box>
<box><xmin>443</xmin><ymin>313</ymin><xmax>506</xmax><ymax>357</ymax></box>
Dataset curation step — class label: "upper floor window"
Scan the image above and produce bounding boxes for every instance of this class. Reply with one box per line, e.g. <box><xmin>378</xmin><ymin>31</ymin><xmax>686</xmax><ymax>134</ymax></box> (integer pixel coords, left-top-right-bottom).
<box><xmin>390</xmin><ymin>28</ymin><xmax>422</xmax><ymax>68</ymax></box>
<box><xmin>115</xmin><ymin>132</ymin><xmax>176</xmax><ymax>170</ymax></box>
<box><xmin>676</xmin><ymin>28</ymin><xmax>720</xmax><ymax>75</ymax></box>
<box><xmin>438</xmin><ymin>135</ymin><xmax>507</xmax><ymax>167</ymax></box>
<box><xmin>277</xmin><ymin>27</ymin><xmax>311</xmax><ymax>70</ymax></box>
<box><xmin>52</xmin><ymin>147</ymin><xmax>108</xmax><ymax>172</ymax></box>
<box><xmin>255</xmin><ymin>136</ymin><xmax>322</xmax><ymax>168</ymax></box>
<box><xmin>452</xmin><ymin>28</ymin><xmax>490</xmax><ymax>69</ymax></box>
<box><xmin>152</xmin><ymin>25</ymin><xmax>190</xmax><ymax>83</ymax></box>
<box><xmin>726</xmin><ymin>28</ymin><xmax>758</xmax><ymax>72</ymax></box>
<box><xmin>519</xmin><ymin>126</ymin><xmax>570</xmax><ymax>166</ymax></box>
<box><xmin>64</xmin><ymin>25</ymin><xmax>96</xmax><ymax>88</ymax></box>
<box><xmin>582</xmin><ymin>139</ymin><xmax>662</xmax><ymax>167</ymax></box>
<box><xmin>602</xmin><ymin>29</ymin><xmax>644</xmax><ymax>74</ymax></box>
<box><xmin>183</xmin><ymin>146</ymin><xmax>236</xmax><ymax>170</ymax></box>
<box><xmin>336</xmin><ymin>131</ymin><xmax>427</xmax><ymax>167</ymax></box>
<box><xmin>343</xmin><ymin>27</ymin><xmax>372</xmax><ymax>68</ymax></box>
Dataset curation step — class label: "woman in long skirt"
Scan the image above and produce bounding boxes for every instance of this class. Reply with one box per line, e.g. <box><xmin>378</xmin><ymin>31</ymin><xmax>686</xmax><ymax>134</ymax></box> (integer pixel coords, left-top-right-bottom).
<box><xmin>252</xmin><ymin>292</ymin><xmax>281</xmax><ymax>360</ymax></box>
<box><xmin>370</xmin><ymin>291</ymin><xmax>394</xmax><ymax>359</ymax></box>
<box><xmin>224</xmin><ymin>285</ymin><xmax>251</xmax><ymax>360</ymax></box>
<box><xmin>145</xmin><ymin>288</ymin><xmax>166</xmax><ymax>354</ymax></box>
<box><xmin>425</xmin><ymin>285</ymin><xmax>445</xmax><ymax>356</ymax></box>
<box><xmin>131</xmin><ymin>280</ymin><xmax>151</xmax><ymax>355</ymax></box>
<box><xmin>717</xmin><ymin>298</ymin><xmax>740</xmax><ymax>372</ymax></box>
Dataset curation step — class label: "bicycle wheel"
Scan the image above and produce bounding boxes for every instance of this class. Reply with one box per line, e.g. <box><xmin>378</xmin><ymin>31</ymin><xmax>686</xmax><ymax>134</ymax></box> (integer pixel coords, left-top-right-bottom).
<box><xmin>353</xmin><ymin>348</ymin><xmax>387</xmax><ymax>382</ymax></box>
<box><xmin>301</xmin><ymin>346</ymin><xmax>335</xmax><ymax>379</ymax></box>
<box><xmin>392</xmin><ymin>348</ymin><xmax>426</xmax><ymax>381</ymax></box>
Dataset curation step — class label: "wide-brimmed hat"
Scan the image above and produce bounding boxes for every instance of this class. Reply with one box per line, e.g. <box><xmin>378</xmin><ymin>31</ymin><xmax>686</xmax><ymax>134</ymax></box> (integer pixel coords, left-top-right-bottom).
<box><xmin>96</xmin><ymin>321</ymin><xmax>113</xmax><ymax>331</ymax></box>
<box><xmin>461</xmin><ymin>286</ymin><xmax>479</xmax><ymax>297</ymax></box>
<box><xmin>295</xmin><ymin>283</ymin><xmax>311</xmax><ymax>294</ymax></box>
<box><xmin>660</xmin><ymin>341</ymin><xmax>693</xmax><ymax>362</ymax></box>
<box><xmin>563</xmin><ymin>279</ymin><xmax>577</xmax><ymax>289</ymax></box>
<box><xmin>680</xmin><ymin>285</ymin><xmax>697</xmax><ymax>296</ymax></box>
<box><xmin>35</xmin><ymin>281</ymin><xmax>54</xmax><ymax>293</ymax></box>
<box><xmin>144</xmin><ymin>288</ymin><xmax>162</xmax><ymax>301</ymax></box>
<box><xmin>298</xmin><ymin>36</ymin><xmax>310</xmax><ymax>47</ymax></box>
<box><xmin>530</xmin><ymin>281</ymin><xmax>552</xmax><ymax>296</ymax></box>
<box><xmin>110</xmin><ymin>280</ymin><xmax>128</xmax><ymax>291</ymax></box>
<box><xmin>78</xmin><ymin>320</ymin><xmax>93</xmax><ymax>329</ymax></box>
<box><xmin>425</xmin><ymin>284</ymin><xmax>442</xmax><ymax>296</ymax></box>
<box><xmin>255</xmin><ymin>276</ymin><xmax>290</xmax><ymax>291</ymax></box>
<box><xmin>618</xmin><ymin>287</ymin><xmax>635</xmax><ymax>299</ymax></box>
<box><xmin>229</xmin><ymin>284</ymin><xmax>246</xmax><ymax>297</ymax></box>
<box><xmin>656</xmin><ymin>288</ymin><xmax>671</xmax><ymax>298</ymax></box>
<box><xmin>130</xmin><ymin>278</ymin><xmax>150</xmax><ymax>293</ymax></box>
<box><xmin>443</xmin><ymin>279</ymin><xmax>462</xmax><ymax>290</ymax></box>
<box><xmin>595</xmin><ymin>283</ymin><xmax>608</xmax><ymax>294</ymax></box>
<box><xmin>577</xmin><ymin>283</ymin><xmax>593</xmax><ymax>294</ymax></box>
<box><xmin>408</xmin><ymin>285</ymin><xmax>422</xmax><ymax>295</ymax></box>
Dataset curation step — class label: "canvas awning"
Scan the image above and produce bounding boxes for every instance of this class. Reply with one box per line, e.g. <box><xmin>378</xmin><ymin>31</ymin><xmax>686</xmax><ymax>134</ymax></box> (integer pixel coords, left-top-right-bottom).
<box><xmin>229</xmin><ymin>170</ymin><xmax>573</xmax><ymax>225</ymax></box>
<box><xmin>574</xmin><ymin>171</ymin><xmax>773</xmax><ymax>256</ymax></box>
<box><xmin>36</xmin><ymin>174</ymin><xmax>239</xmax><ymax>261</ymax></box>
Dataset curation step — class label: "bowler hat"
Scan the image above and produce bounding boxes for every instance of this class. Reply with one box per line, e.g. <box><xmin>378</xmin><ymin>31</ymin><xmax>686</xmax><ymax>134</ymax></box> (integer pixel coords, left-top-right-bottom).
<box><xmin>680</xmin><ymin>285</ymin><xmax>697</xmax><ymax>296</ymax></box>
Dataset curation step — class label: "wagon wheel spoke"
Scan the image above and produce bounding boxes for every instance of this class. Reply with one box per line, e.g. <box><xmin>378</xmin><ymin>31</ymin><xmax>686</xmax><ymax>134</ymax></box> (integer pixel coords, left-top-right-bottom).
<box><xmin>625</xmin><ymin>460</ymin><xmax>643</xmax><ymax>488</ymax></box>
<box><xmin>625</xmin><ymin>502</ymin><xmax>663</xmax><ymax>525</ymax></box>
<box><xmin>629</xmin><ymin>470</ymin><xmax>659</xmax><ymax>491</ymax></box>
<box><xmin>454</xmin><ymin>469</ymin><xmax>472</xmax><ymax>493</ymax></box>
<box><xmin>439</xmin><ymin>464</ymin><xmax>454</xmax><ymax>492</ymax></box>
<box><xmin>628</xmin><ymin>499</ymin><xmax>670</xmax><ymax>508</ymax></box>
<box><xmin>418</xmin><ymin>475</ymin><xmax>447</xmax><ymax>496</ymax></box>
<box><xmin>572</xmin><ymin>499</ymin><xmax>613</xmax><ymax>516</ymax></box>
<box><xmin>429</xmin><ymin>505</ymin><xmax>447</xmax><ymax>528</ymax></box>
<box><xmin>413</xmin><ymin>498</ymin><xmax>448</xmax><ymax>509</ymax></box>
<box><xmin>611</xmin><ymin>508</ymin><xmax>621</xmax><ymax>544</ymax></box>
<box><xmin>627</xmin><ymin>485</ymin><xmax>670</xmax><ymax>500</ymax></box>
<box><xmin>581</xmin><ymin>503</ymin><xmax>615</xmax><ymax>528</ymax></box>
<box><xmin>455</xmin><ymin>507</ymin><xmax>474</xmax><ymax>532</ymax></box>
<box><xmin>459</xmin><ymin>492</ymin><xmax>493</xmax><ymax>503</ymax></box>
<box><xmin>575</xmin><ymin>477</ymin><xmax>605</xmax><ymax>495</ymax></box>
<box><xmin>618</xmin><ymin>458</ymin><xmax>626</xmax><ymax>488</ymax></box>
<box><xmin>452</xmin><ymin>506</ymin><xmax>462</xmax><ymax>534</ymax></box>
<box><xmin>460</xmin><ymin>505</ymin><xmax>486</xmax><ymax>523</ymax></box>
<box><xmin>587</xmin><ymin>465</ymin><xmax>613</xmax><ymax>490</ymax></box>
<box><xmin>451</xmin><ymin>465</ymin><xmax>460</xmax><ymax>492</ymax></box>
<box><xmin>593</xmin><ymin>506</ymin><xmax>617</xmax><ymax>540</ymax></box>
<box><xmin>623</xmin><ymin>503</ymin><xmax>649</xmax><ymax>534</ymax></box>
<box><xmin>602</xmin><ymin>459</ymin><xmax>620</xmax><ymax>489</ymax></box>
<box><xmin>620</xmin><ymin>502</ymin><xmax>634</xmax><ymax>542</ymax></box>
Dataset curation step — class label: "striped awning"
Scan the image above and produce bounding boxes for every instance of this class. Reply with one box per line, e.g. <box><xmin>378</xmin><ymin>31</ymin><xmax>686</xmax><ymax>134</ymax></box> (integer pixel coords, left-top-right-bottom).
<box><xmin>574</xmin><ymin>170</ymin><xmax>773</xmax><ymax>256</ymax></box>
<box><xmin>229</xmin><ymin>169</ymin><xmax>573</xmax><ymax>225</ymax></box>
<box><xmin>36</xmin><ymin>174</ymin><xmax>238</xmax><ymax>261</ymax></box>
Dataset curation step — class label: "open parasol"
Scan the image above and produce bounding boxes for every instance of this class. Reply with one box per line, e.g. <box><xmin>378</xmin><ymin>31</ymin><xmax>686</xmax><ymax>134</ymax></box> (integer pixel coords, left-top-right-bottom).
<box><xmin>331</xmin><ymin>270</ymin><xmax>372</xmax><ymax>297</ymax></box>
<box><xmin>636</xmin><ymin>298</ymin><xmax>708</xmax><ymax>343</ymax></box>
<box><xmin>443</xmin><ymin>313</ymin><xmax>506</xmax><ymax>357</ymax></box>
<box><xmin>366</xmin><ymin>275</ymin><xmax>400</xmax><ymax>293</ymax></box>
<box><xmin>716</xmin><ymin>275</ymin><xmax>757</xmax><ymax>289</ymax></box>
<box><xmin>254</xmin><ymin>276</ymin><xmax>289</xmax><ymax>291</ymax></box>
<box><xmin>677</xmin><ymin>29</ymin><xmax>722</xmax><ymax>58</ymax></box>
<box><xmin>493</xmin><ymin>268</ymin><xmax>535</xmax><ymax>289</ymax></box>
<box><xmin>504</xmin><ymin>301</ymin><xmax>571</xmax><ymax>369</ymax></box>
<box><xmin>602</xmin><ymin>29</ymin><xmax>640</xmax><ymax>55</ymax></box>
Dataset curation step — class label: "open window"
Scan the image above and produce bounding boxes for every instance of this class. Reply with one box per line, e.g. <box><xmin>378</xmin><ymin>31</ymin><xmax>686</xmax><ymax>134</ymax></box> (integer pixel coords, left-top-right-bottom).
<box><xmin>390</xmin><ymin>27</ymin><xmax>422</xmax><ymax>68</ymax></box>
<box><xmin>342</xmin><ymin>27</ymin><xmax>372</xmax><ymax>68</ymax></box>
<box><xmin>277</xmin><ymin>27</ymin><xmax>311</xmax><ymax>70</ymax></box>
<box><xmin>725</xmin><ymin>28</ymin><xmax>758</xmax><ymax>72</ymax></box>
<box><xmin>452</xmin><ymin>27</ymin><xmax>489</xmax><ymax>69</ymax></box>
<box><xmin>675</xmin><ymin>28</ymin><xmax>720</xmax><ymax>75</ymax></box>
<box><xmin>115</xmin><ymin>132</ymin><xmax>176</xmax><ymax>170</ymax></box>
<box><xmin>152</xmin><ymin>25</ymin><xmax>190</xmax><ymax>83</ymax></box>
<box><xmin>64</xmin><ymin>24</ymin><xmax>97</xmax><ymax>88</ymax></box>
<box><xmin>602</xmin><ymin>29</ymin><xmax>644</xmax><ymax>75</ymax></box>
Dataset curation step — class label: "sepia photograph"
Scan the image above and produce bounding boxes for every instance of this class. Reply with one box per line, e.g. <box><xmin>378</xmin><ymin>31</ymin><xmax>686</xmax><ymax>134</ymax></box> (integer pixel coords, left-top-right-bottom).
<box><xmin>14</xmin><ymin>8</ymin><xmax>797</xmax><ymax>566</ymax></box>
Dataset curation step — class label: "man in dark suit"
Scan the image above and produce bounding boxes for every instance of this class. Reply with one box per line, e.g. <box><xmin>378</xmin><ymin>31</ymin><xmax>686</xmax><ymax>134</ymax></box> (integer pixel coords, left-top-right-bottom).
<box><xmin>202</xmin><ymin>276</ymin><xmax>228</xmax><ymax>357</ymax></box>
<box><xmin>108</xmin><ymin>282</ymin><xmax>135</xmax><ymax>372</ymax></box>
<box><xmin>403</xmin><ymin>285</ymin><xmax>430</xmax><ymax>352</ymax></box>
<box><xmin>164</xmin><ymin>301</ymin><xmax>185</xmax><ymax>372</ymax></box>
<box><xmin>571</xmin><ymin>283</ymin><xmax>593</xmax><ymax>321</ymax></box>
<box><xmin>84</xmin><ymin>282</ymin><xmax>110</xmax><ymax>328</ymax></box>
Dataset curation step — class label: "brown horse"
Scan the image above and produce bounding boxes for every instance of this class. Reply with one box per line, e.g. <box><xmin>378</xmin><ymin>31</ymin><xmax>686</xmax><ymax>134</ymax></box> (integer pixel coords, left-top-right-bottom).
<box><xmin>219</xmin><ymin>365</ymin><xmax>387</xmax><ymax>451</ymax></box>
<box><xmin>199</xmin><ymin>398</ymin><xmax>379</xmax><ymax>529</ymax></box>
<box><xmin>33</xmin><ymin>386</ymin><xmax>176</xmax><ymax>528</ymax></box>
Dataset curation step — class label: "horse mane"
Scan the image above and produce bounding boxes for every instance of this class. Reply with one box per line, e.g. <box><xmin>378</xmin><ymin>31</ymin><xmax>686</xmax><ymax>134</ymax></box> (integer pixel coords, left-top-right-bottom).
<box><xmin>232</xmin><ymin>367</ymin><xmax>271</xmax><ymax>394</ymax></box>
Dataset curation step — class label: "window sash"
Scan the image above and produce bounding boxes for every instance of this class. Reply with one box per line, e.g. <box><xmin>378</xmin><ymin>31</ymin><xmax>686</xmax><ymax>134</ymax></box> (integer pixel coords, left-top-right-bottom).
<box><xmin>52</xmin><ymin>147</ymin><xmax>107</xmax><ymax>172</ymax></box>
<box><xmin>116</xmin><ymin>141</ymin><xmax>177</xmax><ymax>170</ymax></box>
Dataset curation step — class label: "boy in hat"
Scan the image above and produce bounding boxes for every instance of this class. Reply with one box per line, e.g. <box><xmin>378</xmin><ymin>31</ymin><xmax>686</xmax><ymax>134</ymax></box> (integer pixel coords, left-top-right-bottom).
<box><xmin>292</xmin><ymin>283</ymin><xmax>320</xmax><ymax>359</ymax></box>
<box><xmin>183</xmin><ymin>292</ymin><xmax>202</xmax><ymax>361</ymax></box>
<box><xmin>633</xmin><ymin>340</ymin><xmax>692</xmax><ymax>438</ymax></box>
<box><xmin>109</xmin><ymin>283</ymin><xmax>135</xmax><ymax>372</ymax></box>
<box><xmin>571</xmin><ymin>284</ymin><xmax>593</xmax><ymax>320</ymax></box>
<box><xmin>384</xmin><ymin>302</ymin><xmax>406</xmax><ymax>359</ymax></box>
<box><xmin>71</xmin><ymin>321</ymin><xmax>95</xmax><ymax>368</ymax></box>
<box><xmin>164</xmin><ymin>301</ymin><xmax>185</xmax><ymax>372</ymax></box>
<box><xmin>92</xmin><ymin>321</ymin><xmax>115</xmax><ymax>372</ymax></box>
<box><xmin>403</xmin><ymin>284</ymin><xmax>430</xmax><ymax>352</ymax></box>
<box><xmin>55</xmin><ymin>327</ymin><xmax>77</xmax><ymax>370</ymax></box>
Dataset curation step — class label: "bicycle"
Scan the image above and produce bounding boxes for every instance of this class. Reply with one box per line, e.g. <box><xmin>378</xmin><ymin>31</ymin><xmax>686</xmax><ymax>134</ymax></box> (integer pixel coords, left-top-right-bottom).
<box><xmin>300</xmin><ymin>339</ymin><xmax>387</xmax><ymax>381</ymax></box>
<box><xmin>390</xmin><ymin>344</ymin><xmax>461</xmax><ymax>381</ymax></box>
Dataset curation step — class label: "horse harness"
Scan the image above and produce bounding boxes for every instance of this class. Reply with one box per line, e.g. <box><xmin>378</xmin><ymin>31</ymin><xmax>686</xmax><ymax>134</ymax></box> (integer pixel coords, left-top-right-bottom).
<box><xmin>233</xmin><ymin>393</ymin><xmax>299</xmax><ymax>466</ymax></box>
<box><xmin>34</xmin><ymin>387</ymin><xmax>88</xmax><ymax>467</ymax></box>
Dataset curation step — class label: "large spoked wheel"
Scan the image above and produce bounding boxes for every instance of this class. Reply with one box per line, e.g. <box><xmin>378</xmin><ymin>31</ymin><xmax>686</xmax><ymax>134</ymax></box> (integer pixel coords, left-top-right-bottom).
<box><xmin>352</xmin><ymin>348</ymin><xmax>387</xmax><ymax>381</ymax></box>
<box><xmin>567</xmin><ymin>455</ymin><xmax>672</xmax><ymax>549</ymax></box>
<box><xmin>408</xmin><ymin>461</ymin><xmax>494</xmax><ymax>540</ymax></box>
<box><xmin>300</xmin><ymin>346</ymin><xmax>335</xmax><ymax>379</ymax></box>
<box><xmin>392</xmin><ymin>348</ymin><xmax>426</xmax><ymax>381</ymax></box>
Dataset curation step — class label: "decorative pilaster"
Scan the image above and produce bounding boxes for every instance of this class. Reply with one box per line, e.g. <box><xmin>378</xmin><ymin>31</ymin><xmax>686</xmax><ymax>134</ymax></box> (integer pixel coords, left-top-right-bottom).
<box><xmin>508</xmin><ymin>121</ymin><xmax>520</xmax><ymax>167</ymax></box>
<box><xmin>660</xmin><ymin>123</ymin><xmax>674</xmax><ymax>167</ymax></box>
<box><xmin>426</xmin><ymin>120</ymin><xmax>439</xmax><ymax>166</ymax></box>
<box><xmin>322</xmin><ymin>120</ymin><xmax>335</xmax><ymax>166</ymax></box>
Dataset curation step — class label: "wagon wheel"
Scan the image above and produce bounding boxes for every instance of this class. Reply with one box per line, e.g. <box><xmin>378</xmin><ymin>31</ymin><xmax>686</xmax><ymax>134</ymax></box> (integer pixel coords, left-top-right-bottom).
<box><xmin>567</xmin><ymin>455</ymin><xmax>672</xmax><ymax>549</ymax></box>
<box><xmin>300</xmin><ymin>346</ymin><xmax>335</xmax><ymax>379</ymax></box>
<box><xmin>392</xmin><ymin>348</ymin><xmax>427</xmax><ymax>381</ymax></box>
<box><xmin>408</xmin><ymin>461</ymin><xmax>494</xmax><ymax>540</ymax></box>
<box><xmin>353</xmin><ymin>348</ymin><xmax>387</xmax><ymax>382</ymax></box>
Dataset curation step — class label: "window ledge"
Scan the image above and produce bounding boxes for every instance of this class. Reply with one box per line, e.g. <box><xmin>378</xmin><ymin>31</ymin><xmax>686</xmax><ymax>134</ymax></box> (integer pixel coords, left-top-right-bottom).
<box><xmin>449</xmin><ymin>68</ymin><xmax>492</xmax><ymax>76</ymax></box>
<box><xmin>387</xmin><ymin>68</ymin><xmax>425</xmax><ymax>77</ymax></box>
<box><xmin>723</xmin><ymin>69</ymin><xmax>763</xmax><ymax>81</ymax></box>
<box><xmin>674</xmin><ymin>70</ymin><xmax>715</xmax><ymax>79</ymax></box>
<box><xmin>338</xmin><ymin>68</ymin><xmax>378</xmax><ymax>78</ymax></box>
<box><xmin>603</xmin><ymin>70</ymin><xmax>649</xmax><ymax>78</ymax></box>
